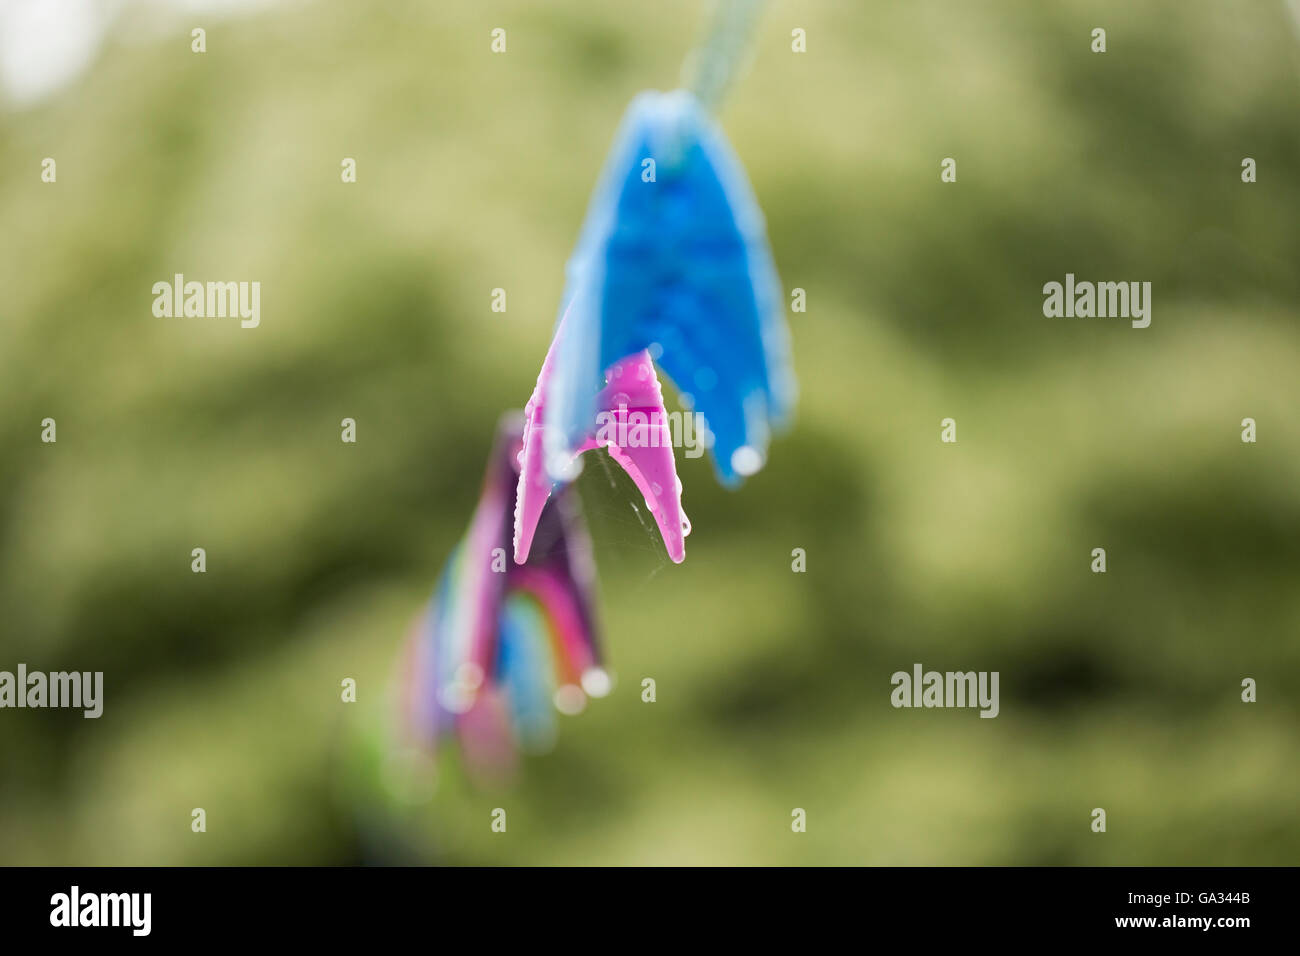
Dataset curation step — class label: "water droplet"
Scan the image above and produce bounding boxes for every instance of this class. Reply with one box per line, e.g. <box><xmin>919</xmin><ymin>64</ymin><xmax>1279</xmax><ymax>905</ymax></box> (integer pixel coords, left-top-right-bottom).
<box><xmin>581</xmin><ymin>668</ymin><xmax>613</xmax><ymax>698</ymax></box>
<box><xmin>553</xmin><ymin>685</ymin><xmax>587</xmax><ymax>715</ymax></box>
<box><xmin>731</xmin><ymin>446</ymin><xmax>763</xmax><ymax>476</ymax></box>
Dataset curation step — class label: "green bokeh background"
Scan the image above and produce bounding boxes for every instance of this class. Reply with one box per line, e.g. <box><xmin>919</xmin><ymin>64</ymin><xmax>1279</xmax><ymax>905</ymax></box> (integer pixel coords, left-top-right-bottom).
<box><xmin>1</xmin><ymin>0</ymin><xmax>1298</xmax><ymax>865</ymax></box>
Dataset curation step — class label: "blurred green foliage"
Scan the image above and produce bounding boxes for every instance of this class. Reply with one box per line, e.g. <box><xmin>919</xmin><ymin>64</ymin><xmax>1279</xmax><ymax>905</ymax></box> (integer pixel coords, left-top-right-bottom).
<box><xmin>1</xmin><ymin>0</ymin><xmax>1298</xmax><ymax>864</ymax></box>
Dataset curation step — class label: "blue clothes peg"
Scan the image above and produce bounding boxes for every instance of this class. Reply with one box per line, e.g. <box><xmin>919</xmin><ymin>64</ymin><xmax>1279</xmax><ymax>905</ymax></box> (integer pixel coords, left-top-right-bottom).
<box><xmin>543</xmin><ymin>89</ymin><xmax>796</xmax><ymax>487</ymax></box>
